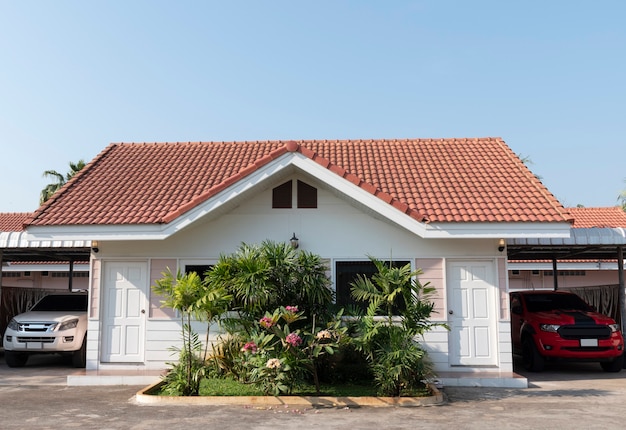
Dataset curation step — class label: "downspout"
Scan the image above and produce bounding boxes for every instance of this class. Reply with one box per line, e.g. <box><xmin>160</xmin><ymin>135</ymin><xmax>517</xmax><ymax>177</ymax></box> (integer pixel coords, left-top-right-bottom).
<box><xmin>552</xmin><ymin>257</ymin><xmax>558</xmax><ymax>291</ymax></box>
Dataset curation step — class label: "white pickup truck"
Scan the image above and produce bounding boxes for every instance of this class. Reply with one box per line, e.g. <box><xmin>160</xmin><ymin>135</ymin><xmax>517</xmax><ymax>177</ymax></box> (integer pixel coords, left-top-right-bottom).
<box><xmin>3</xmin><ymin>292</ymin><xmax>88</xmax><ymax>368</ymax></box>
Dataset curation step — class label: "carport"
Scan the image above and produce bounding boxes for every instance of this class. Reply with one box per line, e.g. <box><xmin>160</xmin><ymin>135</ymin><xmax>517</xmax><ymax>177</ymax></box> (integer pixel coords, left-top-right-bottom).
<box><xmin>507</xmin><ymin>225</ymin><xmax>626</xmax><ymax>331</ymax></box>
<box><xmin>0</xmin><ymin>232</ymin><xmax>91</xmax><ymax>335</ymax></box>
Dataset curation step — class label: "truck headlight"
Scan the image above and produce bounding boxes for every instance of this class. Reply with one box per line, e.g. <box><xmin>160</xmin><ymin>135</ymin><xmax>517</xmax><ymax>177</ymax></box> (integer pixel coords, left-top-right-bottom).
<box><xmin>7</xmin><ymin>318</ymin><xmax>19</xmax><ymax>331</ymax></box>
<box><xmin>58</xmin><ymin>319</ymin><xmax>79</xmax><ymax>331</ymax></box>
<box><xmin>609</xmin><ymin>324</ymin><xmax>620</xmax><ymax>333</ymax></box>
<box><xmin>540</xmin><ymin>324</ymin><xmax>560</xmax><ymax>333</ymax></box>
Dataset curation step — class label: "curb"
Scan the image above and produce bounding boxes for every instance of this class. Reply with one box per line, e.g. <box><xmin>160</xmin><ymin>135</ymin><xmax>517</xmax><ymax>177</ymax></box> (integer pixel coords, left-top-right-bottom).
<box><xmin>134</xmin><ymin>381</ymin><xmax>445</xmax><ymax>408</ymax></box>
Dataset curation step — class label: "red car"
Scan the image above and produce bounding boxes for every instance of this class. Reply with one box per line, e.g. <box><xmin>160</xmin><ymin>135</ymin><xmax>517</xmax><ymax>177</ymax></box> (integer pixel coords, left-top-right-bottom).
<box><xmin>510</xmin><ymin>290</ymin><xmax>624</xmax><ymax>372</ymax></box>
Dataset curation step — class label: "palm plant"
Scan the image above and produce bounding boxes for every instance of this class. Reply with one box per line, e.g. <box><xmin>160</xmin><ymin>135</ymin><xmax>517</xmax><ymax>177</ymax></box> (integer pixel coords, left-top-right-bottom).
<box><xmin>350</xmin><ymin>256</ymin><xmax>444</xmax><ymax>396</ymax></box>
<box><xmin>152</xmin><ymin>268</ymin><xmax>232</xmax><ymax>395</ymax></box>
<box><xmin>40</xmin><ymin>159</ymin><xmax>86</xmax><ymax>204</ymax></box>
<box><xmin>208</xmin><ymin>240</ymin><xmax>333</xmax><ymax>321</ymax></box>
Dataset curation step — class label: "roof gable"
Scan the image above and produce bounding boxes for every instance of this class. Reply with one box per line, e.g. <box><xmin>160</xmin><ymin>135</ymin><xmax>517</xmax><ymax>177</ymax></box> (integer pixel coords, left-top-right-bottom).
<box><xmin>26</xmin><ymin>138</ymin><xmax>571</xmax><ymax>228</ymax></box>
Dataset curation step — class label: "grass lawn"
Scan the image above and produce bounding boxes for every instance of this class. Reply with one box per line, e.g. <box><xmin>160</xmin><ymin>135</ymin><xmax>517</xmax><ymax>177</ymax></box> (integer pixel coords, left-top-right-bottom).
<box><xmin>156</xmin><ymin>377</ymin><xmax>431</xmax><ymax>397</ymax></box>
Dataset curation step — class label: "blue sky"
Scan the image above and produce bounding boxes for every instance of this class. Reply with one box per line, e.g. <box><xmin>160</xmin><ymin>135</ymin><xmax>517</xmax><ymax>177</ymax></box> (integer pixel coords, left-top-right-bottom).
<box><xmin>1</xmin><ymin>1</ymin><xmax>624</xmax><ymax>212</ymax></box>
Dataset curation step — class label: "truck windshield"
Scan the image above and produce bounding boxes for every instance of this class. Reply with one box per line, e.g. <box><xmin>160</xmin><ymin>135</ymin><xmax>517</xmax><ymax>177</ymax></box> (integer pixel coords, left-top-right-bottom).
<box><xmin>525</xmin><ymin>293</ymin><xmax>591</xmax><ymax>313</ymax></box>
<box><xmin>31</xmin><ymin>294</ymin><xmax>88</xmax><ymax>312</ymax></box>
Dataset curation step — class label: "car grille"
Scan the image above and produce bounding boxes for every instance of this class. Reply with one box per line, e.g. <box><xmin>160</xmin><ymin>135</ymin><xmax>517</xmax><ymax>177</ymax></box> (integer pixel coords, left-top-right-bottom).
<box><xmin>17</xmin><ymin>322</ymin><xmax>56</xmax><ymax>332</ymax></box>
<box><xmin>16</xmin><ymin>337</ymin><xmax>55</xmax><ymax>343</ymax></box>
<box><xmin>558</xmin><ymin>325</ymin><xmax>612</xmax><ymax>340</ymax></box>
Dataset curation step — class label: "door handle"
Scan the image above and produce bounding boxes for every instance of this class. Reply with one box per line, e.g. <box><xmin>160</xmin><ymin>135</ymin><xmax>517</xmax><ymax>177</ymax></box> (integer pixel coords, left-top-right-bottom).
<box><xmin>448</xmin><ymin>310</ymin><xmax>454</xmax><ymax>315</ymax></box>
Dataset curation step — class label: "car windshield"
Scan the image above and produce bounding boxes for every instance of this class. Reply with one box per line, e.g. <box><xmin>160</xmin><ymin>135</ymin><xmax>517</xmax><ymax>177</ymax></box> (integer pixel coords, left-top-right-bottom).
<box><xmin>31</xmin><ymin>294</ymin><xmax>88</xmax><ymax>312</ymax></box>
<box><xmin>524</xmin><ymin>293</ymin><xmax>591</xmax><ymax>313</ymax></box>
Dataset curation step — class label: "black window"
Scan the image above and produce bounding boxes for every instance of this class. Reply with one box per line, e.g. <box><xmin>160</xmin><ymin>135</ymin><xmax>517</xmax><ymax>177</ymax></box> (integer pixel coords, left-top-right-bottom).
<box><xmin>335</xmin><ymin>260</ymin><xmax>410</xmax><ymax>312</ymax></box>
<box><xmin>272</xmin><ymin>181</ymin><xmax>292</xmax><ymax>208</ymax></box>
<box><xmin>297</xmin><ymin>180</ymin><xmax>317</xmax><ymax>208</ymax></box>
<box><xmin>185</xmin><ymin>265</ymin><xmax>212</xmax><ymax>278</ymax></box>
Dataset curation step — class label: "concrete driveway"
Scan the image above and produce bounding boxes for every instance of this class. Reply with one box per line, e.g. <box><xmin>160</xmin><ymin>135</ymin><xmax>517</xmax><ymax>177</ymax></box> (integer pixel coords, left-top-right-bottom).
<box><xmin>2</xmin><ymin>354</ymin><xmax>626</xmax><ymax>429</ymax></box>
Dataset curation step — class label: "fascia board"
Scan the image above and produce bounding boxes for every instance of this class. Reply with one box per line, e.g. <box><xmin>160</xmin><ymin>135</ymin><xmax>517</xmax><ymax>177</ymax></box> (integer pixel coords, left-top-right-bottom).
<box><xmin>422</xmin><ymin>222</ymin><xmax>572</xmax><ymax>239</ymax></box>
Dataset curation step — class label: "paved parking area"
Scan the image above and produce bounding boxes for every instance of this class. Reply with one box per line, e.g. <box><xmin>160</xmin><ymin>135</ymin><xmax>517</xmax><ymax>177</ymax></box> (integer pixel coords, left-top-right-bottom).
<box><xmin>2</xmin><ymin>354</ymin><xmax>626</xmax><ymax>429</ymax></box>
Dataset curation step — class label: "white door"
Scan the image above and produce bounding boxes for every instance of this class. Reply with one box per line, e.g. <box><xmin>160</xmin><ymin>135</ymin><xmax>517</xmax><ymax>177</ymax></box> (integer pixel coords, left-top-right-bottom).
<box><xmin>101</xmin><ymin>262</ymin><xmax>148</xmax><ymax>363</ymax></box>
<box><xmin>447</xmin><ymin>260</ymin><xmax>498</xmax><ymax>366</ymax></box>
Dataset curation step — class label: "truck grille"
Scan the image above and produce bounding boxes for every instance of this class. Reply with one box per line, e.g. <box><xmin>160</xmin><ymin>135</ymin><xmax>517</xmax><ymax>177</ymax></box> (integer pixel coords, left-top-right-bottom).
<box><xmin>17</xmin><ymin>337</ymin><xmax>55</xmax><ymax>343</ymax></box>
<box><xmin>558</xmin><ymin>325</ymin><xmax>611</xmax><ymax>340</ymax></box>
<box><xmin>17</xmin><ymin>322</ymin><xmax>56</xmax><ymax>332</ymax></box>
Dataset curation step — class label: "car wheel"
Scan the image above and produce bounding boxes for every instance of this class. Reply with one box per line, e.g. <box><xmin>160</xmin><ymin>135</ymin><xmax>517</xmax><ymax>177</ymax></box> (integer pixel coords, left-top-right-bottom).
<box><xmin>522</xmin><ymin>337</ymin><xmax>545</xmax><ymax>372</ymax></box>
<box><xmin>72</xmin><ymin>337</ymin><xmax>87</xmax><ymax>368</ymax></box>
<box><xmin>5</xmin><ymin>351</ymin><xmax>28</xmax><ymax>368</ymax></box>
<box><xmin>600</xmin><ymin>354</ymin><xmax>624</xmax><ymax>373</ymax></box>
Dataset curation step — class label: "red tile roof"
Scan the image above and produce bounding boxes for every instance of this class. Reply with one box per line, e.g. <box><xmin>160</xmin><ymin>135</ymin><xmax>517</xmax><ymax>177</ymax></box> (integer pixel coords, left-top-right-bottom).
<box><xmin>26</xmin><ymin>138</ymin><xmax>571</xmax><ymax>227</ymax></box>
<box><xmin>567</xmin><ymin>207</ymin><xmax>626</xmax><ymax>228</ymax></box>
<box><xmin>0</xmin><ymin>212</ymin><xmax>32</xmax><ymax>231</ymax></box>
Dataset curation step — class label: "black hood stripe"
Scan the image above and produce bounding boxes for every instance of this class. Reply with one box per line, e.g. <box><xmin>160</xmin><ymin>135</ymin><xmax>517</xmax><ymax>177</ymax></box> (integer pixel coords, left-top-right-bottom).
<box><xmin>561</xmin><ymin>311</ymin><xmax>596</xmax><ymax>325</ymax></box>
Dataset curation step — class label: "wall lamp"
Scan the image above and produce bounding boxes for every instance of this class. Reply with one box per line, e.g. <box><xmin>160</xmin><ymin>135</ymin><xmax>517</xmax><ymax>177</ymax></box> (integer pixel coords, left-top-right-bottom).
<box><xmin>290</xmin><ymin>233</ymin><xmax>299</xmax><ymax>249</ymax></box>
<box><xmin>92</xmin><ymin>240</ymin><xmax>99</xmax><ymax>253</ymax></box>
<box><xmin>498</xmin><ymin>238</ymin><xmax>506</xmax><ymax>253</ymax></box>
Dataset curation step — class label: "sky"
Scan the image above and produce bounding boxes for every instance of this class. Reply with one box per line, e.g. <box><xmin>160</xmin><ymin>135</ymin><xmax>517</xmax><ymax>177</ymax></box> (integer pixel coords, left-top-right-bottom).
<box><xmin>1</xmin><ymin>1</ymin><xmax>624</xmax><ymax>213</ymax></box>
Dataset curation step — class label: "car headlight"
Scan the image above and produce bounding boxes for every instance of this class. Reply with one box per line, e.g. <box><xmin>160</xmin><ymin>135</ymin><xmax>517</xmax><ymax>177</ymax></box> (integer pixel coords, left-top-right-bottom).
<box><xmin>540</xmin><ymin>324</ymin><xmax>560</xmax><ymax>333</ymax></box>
<box><xmin>609</xmin><ymin>324</ymin><xmax>621</xmax><ymax>333</ymax></box>
<box><xmin>7</xmin><ymin>318</ymin><xmax>19</xmax><ymax>331</ymax></box>
<box><xmin>58</xmin><ymin>319</ymin><xmax>79</xmax><ymax>331</ymax></box>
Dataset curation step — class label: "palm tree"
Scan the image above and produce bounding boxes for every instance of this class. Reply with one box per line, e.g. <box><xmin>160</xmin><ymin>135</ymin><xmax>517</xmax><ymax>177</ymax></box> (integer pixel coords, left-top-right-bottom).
<box><xmin>39</xmin><ymin>159</ymin><xmax>86</xmax><ymax>204</ymax></box>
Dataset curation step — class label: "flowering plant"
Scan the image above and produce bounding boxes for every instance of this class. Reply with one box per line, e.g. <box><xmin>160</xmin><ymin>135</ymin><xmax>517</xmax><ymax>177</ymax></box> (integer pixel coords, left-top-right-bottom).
<box><xmin>235</xmin><ymin>306</ymin><xmax>347</xmax><ymax>395</ymax></box>
<box><xmin>285</xmin><ymin>332</ymin><xmax>303</xmax><ymax>347</ymax></box>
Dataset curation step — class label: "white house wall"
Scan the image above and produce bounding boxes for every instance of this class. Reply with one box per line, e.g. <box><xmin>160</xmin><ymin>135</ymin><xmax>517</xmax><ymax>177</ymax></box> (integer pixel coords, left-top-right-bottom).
<box><xmin>88</xmin><ymin>176</ymin><xmax>512</xmax><ymax>377</ymax></box>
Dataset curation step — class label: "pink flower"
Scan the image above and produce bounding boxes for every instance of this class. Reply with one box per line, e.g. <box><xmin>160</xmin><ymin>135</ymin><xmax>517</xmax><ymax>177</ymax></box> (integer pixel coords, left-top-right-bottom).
<box><xmin>241</xmin><ymin>341</ymin><xmax>258</xmax><ymax>353</ymax></box>
<box><xmin>259</xmin><ymin>316</ymin><xmax>274</xmax><ymax>328</ymax></box>
<box><xmin>285</xmin><ymin>305</ymin><xmax>299</xmax><ymax>313</ymax></box>
<box><xmin>285</xmin><ymin>332</ymin><xmax>303</xmax><ymax>347</ymax></box>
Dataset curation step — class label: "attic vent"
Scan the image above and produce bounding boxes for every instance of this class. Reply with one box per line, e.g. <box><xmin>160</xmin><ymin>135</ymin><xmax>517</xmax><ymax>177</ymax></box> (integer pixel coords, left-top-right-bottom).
<box><xmin>272</xmin><ymin>181</ymin><xmax>292</xmax><ymax>208</ymax></box>
<box><xmin>272</xmin><ymin>180</ymin><xmax>318</xmax><ymax>209</ymax></box>
<box><xmin>297</xmin><ymin>180</ymin><xmax>317</xmax><ymax>208</ymax></box>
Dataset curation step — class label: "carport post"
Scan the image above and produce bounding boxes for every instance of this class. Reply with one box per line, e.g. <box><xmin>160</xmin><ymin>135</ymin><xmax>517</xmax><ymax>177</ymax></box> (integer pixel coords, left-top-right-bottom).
<box><xmin>68</xmin><ymin>258</ymin><xmax>74</xmax><ymax>291</ymax></box>
<box><xmin>552</xmin><ymin>258</ymin><xmax>559</xmax><ymax>291</ymax></box>
<box><xmin>0</xmin><ymin>250</ymin><xmax>3</xmax><ymax>315</ymax></box>
<box><xmin>618</xmin><ymin>246</ymin><xmax>625</xmax><ymax>335</ymax></box>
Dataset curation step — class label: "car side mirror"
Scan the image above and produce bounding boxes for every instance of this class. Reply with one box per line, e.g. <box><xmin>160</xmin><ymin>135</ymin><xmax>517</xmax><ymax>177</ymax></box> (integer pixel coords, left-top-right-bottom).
<box><xmin>511</xmin><ymin>304</ymin><xmax>522</xmax><ymax>315</ymax></box>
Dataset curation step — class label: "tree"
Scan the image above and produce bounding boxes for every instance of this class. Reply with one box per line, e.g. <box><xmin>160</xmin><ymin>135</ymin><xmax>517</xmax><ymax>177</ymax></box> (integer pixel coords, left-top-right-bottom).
<box><xmin>40</xmin><ymin>159</ymin><xmax>86</xmax><ymax>204</ymax></box>
<box><xmin>619</xmin><ymin>180</ymin><xmax>626</xmax><ymax>211</ymax></box>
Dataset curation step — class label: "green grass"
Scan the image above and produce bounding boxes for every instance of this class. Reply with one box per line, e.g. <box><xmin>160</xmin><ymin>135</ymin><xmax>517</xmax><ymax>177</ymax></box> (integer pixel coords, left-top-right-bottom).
<box><xmin>156</xmin><ymin>377</ymin><xmax>430</xmax><ymax>397</ymax></box>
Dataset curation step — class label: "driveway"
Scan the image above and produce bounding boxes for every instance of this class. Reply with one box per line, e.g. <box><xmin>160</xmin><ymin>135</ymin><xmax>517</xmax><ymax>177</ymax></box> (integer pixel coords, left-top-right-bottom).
<box><xmin>1</xmin><ymin>355</ymin><xmax>626</xmax><ymax>429</ymax></box>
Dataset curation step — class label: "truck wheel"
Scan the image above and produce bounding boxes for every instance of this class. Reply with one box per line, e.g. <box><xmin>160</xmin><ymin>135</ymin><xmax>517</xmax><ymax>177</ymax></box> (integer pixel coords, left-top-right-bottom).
<box><xmin>5</xmin><ymin>351</ymin><xmax>28</xmax><ymax>368</ymax></box>
<box><xmin>522</xmin><ymin>337</ymin><xmax>545</xmax><ymax>372</ymax></box>
<box><xmin>600</xmin><ymin>354</ymin><xmax>623</xmax><ymax>373</ymax></box>
<box><xmin>72</xmin><ymin>337</ymin><xmax>87</xmax><ymax>368</ymax></box>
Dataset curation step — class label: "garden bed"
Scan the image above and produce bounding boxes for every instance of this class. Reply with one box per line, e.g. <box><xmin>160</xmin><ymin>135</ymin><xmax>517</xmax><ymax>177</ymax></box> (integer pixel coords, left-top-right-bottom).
<box><xmin>134</xmin><ymin>379</ymin><xmax>445</xmax><ymax>408</ymax></box>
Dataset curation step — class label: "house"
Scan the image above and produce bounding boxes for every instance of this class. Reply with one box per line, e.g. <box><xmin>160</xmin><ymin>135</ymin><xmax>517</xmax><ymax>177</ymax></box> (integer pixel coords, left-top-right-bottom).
<box><xmin>6</xmin><ymin>138</ymin><xmax>575</xmax><ymax>387</ymax></box>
